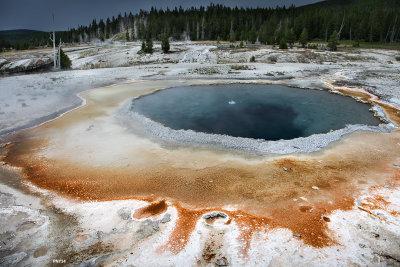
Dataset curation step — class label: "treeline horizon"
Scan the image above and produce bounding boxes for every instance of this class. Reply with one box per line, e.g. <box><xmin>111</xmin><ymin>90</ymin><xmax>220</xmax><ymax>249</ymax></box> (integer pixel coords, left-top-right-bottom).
<box><xmin>1</xmin><ymin>0</ymin><xmax>400</xmax><ymax>50</ymax></box>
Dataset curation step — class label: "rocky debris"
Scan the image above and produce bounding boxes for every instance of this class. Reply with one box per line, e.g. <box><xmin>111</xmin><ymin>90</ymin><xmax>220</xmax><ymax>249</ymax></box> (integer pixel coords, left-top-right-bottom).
<box><xmin>283</xmin><ymin>167</ymin><xmax>292</xmax><ymax>171</ymax></box>
<box><xmin>203</xmin><ymin>212</ymin><xmax>228</xmax><ymax>220</ymax></box>
<box><xmin>312</xmin><ymin>186</ymin><xmax>319</xmax><ymax>190</ymax></box>
<box><xmin>160</xmin><ymin>213</ymin><xmax>171</xmax><ymax>223</ymax></box>
<box><xmin>294</xmin><ymin>233</ymin><xmax>301</xmax><ymax>238</ymax></box>
<box><xmin>215</xmin><ymin>257</ymin><xmax>229</xmax><ymax>266</ymax></box>
<box><xmin>0</xmin><ymin>251</ymin><xmax>27</xmax><ymax>266</ymax></box>
<box><xmin>135</xmin><ymin>219</ymin><xmax>160</xmax><ymax>240</ymax></box>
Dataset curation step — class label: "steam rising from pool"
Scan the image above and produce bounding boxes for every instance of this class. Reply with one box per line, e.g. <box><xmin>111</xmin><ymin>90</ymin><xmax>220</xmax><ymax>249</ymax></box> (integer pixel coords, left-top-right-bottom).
<box><xmin>130</xmin><ymin>84</ymin><xmax>381</xmax><ymax>141</ymax></box>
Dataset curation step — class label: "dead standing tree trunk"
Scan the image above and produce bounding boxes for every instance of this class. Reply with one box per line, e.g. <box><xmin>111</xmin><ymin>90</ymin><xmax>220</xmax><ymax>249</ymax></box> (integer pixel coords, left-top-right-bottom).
<box><xmin>338</xmin><ymin>12</ymin><xmax>345</xmax><ymax>40</ymax></box>
<box><xmin>201</xmin><ymin>16</ymin><xmax>205</xmax><ymax>40</ymax></box>
<box><xmin>390</xmin><ymin>15</ymin><xmax>398</xmax><ymax>44</ymax></box>
<box><xmin>49</xmin><ymin>14</ymin><xmax>57</xmax><ymax>70</ymax></box>
<box><xmin>58</xmin><ymin>38</ymin><xmax>62</xmax><ymax>68</ymax></box>
<box><xmin>325</xmin><ymin>28</ymin><xmax>328</xmax><ymax>42</ymax></box>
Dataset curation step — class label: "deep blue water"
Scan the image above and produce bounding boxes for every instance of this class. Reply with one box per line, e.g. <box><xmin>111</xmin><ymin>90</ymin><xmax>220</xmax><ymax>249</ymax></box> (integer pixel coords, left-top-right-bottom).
<box><xmin>131</xmin><ymin>84</ymin><xmax>381</xmax><ymax>141</ymax></box>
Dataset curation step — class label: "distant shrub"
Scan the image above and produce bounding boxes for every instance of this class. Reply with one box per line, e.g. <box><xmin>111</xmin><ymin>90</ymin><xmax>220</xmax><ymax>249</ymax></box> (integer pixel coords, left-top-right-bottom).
<box><xmin>250</xmin><ymin>55</ymin><xmax>256</xmax><ymax>62</ymax></box>
<box><xmin>193</xmin><ymin>67</ymin><xmax>221</xmax><ymax>75</ymax></box>
<box><xmin>395</xmin><ymin>56</ymin><xmax>400</xmax><ymax>61</ymax></box>
<box><xmin>231</xmin><ymin>65</ymin><xmax>251</xmax><ymax>70</ymax></box>
<box><xmin>240</xmin><ymin>41</ymin><xmax>244</xmax><ymax>48</ymax></box>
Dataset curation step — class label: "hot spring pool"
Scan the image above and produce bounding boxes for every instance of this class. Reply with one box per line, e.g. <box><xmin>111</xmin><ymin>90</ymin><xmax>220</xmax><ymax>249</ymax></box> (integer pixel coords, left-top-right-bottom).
<box><xmin>130</xmin><ymin>84</ymin><xmax>381</xmax><ymax>141</ymax></box>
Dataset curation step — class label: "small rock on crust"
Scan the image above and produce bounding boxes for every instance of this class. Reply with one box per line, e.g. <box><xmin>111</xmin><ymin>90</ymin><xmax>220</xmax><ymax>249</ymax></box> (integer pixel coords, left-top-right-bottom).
<box><xmin>160</xmin><ymin>213</ymin><xmax>171</xmax><ymax>223</ymax></box>
<box><xmin>203</xmin><ymin>211</ymin><xmax>228</xmax><ymax>220</ymax></box>
<box><xmin>215</xmin><ymin>257</ymin><xmax>229</xmax><ymax>266</ymax></box>
<box><xmin>371</xmin><ymin>232</ymin><xmax>380</xmax><ymax>238</ymax></box>
<box><xmin>283</xmin><ymin>167</ymin><xmax>292</xmax><ymax>171</ymax></box>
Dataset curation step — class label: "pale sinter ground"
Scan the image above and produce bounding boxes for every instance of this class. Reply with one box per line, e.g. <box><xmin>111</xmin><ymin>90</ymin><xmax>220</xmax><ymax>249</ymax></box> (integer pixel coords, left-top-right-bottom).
<box><xmin>0</xmin><ymin>42</ymin><xmax>400</xmax><ymax>266</ymax></box>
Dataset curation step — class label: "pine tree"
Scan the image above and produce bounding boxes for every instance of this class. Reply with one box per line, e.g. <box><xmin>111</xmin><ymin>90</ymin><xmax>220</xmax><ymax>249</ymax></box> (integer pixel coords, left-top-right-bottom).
<box><xmin>279</xmin><ymin>38</ymin><xmax>288</xmax><ymax>49</ymax></box>
<box><xmin>8</xmin><ymin>2</ymin><xmax>400</xmax><ymax>47</ymax></box>
<box><xmin>141</xmin><ymin>41</ymin><xmax>146</xmax><ymax>52</ymax></box>
<box><xmin>248</xmin><ymin>28</ymin><xmax>257</xmax><ymax>44</ymax></box>
<box><xmin>299</xmin><ymin>28</ymin><xmax>308</xmax><ymax>48</ymax></box>
<box><xmin>145</xmin><ymin>38</ymin><xmax>153</xmax><ymax>53</ymax></box>
<box><xmin>161</xmin><ymin>35</ymin><xmax>170</xmax><ymax>53</ymax></box>
<box><xmin>285</xmin><ymin>29</ymin><xmax>296</xmax><ymax>47</ymax></box>
<box><xmin>59</xmin><ymin>48</ymin><xmax>71</xmax><ymax>69</ymax></box>
<box><xmin>328</xmin><ymin>30</ymin><xmax>339</xmax><ymax>51</ymax></box>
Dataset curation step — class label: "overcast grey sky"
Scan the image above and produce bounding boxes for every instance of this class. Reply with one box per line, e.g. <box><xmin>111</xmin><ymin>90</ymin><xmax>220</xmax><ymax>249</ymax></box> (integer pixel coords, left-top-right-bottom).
<box><xmin>0</xmin><ymin>0</ymin><xmax>321</xmax><ymax>31</ymax></box>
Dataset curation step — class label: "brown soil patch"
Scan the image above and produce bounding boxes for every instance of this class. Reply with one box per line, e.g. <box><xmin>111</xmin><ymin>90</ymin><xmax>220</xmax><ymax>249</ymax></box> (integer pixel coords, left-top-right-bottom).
<box><xmin>74</xmin><ymin>234</ymin><xmax>88</xmax><ymax>243</ymax></box>
<box><xmin>33</xmin><ymin>246</ymin><xmax>48</xmax><ymax>258</ymax></box>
